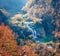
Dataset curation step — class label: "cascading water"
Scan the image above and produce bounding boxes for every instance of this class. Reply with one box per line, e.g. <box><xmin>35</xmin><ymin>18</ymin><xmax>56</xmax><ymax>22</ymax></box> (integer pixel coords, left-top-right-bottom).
<box><xmin>24</xmin><ymin>22</ymin><xmax>37</xmax><ymax>39</ymax></box>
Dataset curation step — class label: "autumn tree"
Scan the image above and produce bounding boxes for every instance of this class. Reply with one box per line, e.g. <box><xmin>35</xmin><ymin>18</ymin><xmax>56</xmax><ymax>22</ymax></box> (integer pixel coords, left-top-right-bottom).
<box><xmin>0</xmin><ymin>23</ymin><xmax>19</xmax><ymax>56</ymax></box>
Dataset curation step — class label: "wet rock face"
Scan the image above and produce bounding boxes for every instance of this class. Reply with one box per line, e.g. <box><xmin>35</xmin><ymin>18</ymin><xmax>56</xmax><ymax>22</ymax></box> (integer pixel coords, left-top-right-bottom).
<box><xmin>55</xmin><ymin>19</ymin><xmax>60</xmax><ymax>28</ymax></box>
<box><xmin>0</xmin><ymin>9</ymin><xmax>9</xmax><ymax>25</ymax></box>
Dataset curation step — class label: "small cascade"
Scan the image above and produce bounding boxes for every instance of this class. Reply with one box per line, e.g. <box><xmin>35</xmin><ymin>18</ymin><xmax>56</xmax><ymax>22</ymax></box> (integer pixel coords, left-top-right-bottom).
<box><xmin>24</xmin><ymin>22</ymin><xmax>37</xmax><ymax>38</ymax></box>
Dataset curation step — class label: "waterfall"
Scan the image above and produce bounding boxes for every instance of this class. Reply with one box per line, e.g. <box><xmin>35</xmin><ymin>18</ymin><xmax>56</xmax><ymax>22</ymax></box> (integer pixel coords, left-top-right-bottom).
<box><xmin>33</xmin><ymin>29</ymin><xmax>37</xmax><ymax>38</ymax></box>
<box><xmin>24</xmin><ymin>22</ymin><xmax>37</xmax><ymax>38</ymax></box>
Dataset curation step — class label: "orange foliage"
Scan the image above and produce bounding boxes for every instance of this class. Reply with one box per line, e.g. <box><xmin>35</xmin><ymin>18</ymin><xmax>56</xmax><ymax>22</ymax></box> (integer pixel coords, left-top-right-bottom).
<box><xmin>0</xmin><ymin>23</ymin><xmax>19</xmax><ymax>56</ymax></box>
<box><xmin>18</xmin><ymin>45</ymin><xmax>39</xmax><ymax>56</ymax></box>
